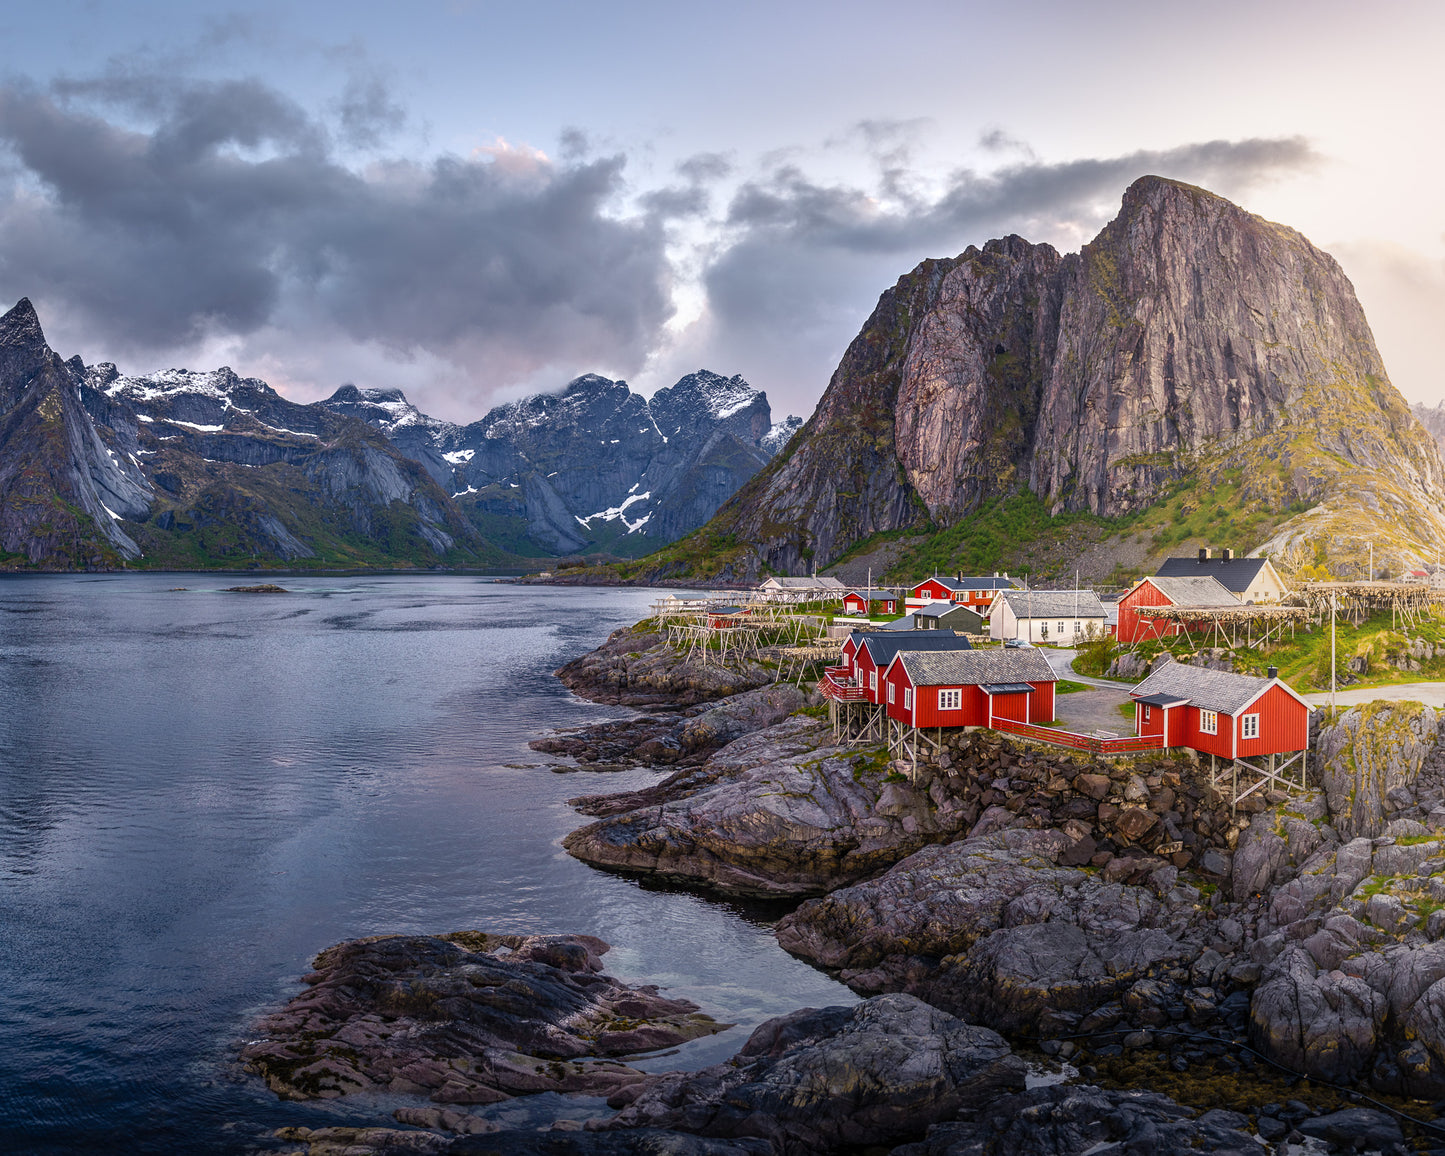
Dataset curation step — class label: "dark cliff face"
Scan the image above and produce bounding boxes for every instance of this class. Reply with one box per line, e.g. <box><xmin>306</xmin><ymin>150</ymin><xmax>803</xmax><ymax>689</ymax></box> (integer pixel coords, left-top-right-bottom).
<box><xmin>321</xmin><ymin>369</ymin><xmax>788</xmax><ymax>558</ymax></box>
<box><xmin>708</xmin><ymin>177</ymin><xmax>1445</xmax><ymax>572</ymax></box>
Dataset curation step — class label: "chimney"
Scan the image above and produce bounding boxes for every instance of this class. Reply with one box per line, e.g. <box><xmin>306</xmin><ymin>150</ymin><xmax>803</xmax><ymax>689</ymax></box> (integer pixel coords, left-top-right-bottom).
<box><xmin>1223</xmin><ymin>548</ymin><xmax>1233</xmax><ymax>561</ymax></box>
<box><xmin>1267</xmin><ymin>666</ymin><xmax>1278</xmax><ymax>679</ymax></box>
<box><xmin>1198</xmin><ymin>548</ymin><xmax>1209</xmax><ymax>562</ymax></box>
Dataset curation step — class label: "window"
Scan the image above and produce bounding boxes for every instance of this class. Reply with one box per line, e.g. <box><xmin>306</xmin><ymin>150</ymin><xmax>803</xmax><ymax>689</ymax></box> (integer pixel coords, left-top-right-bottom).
<box><xmin>939</xmin><ymin>688</ymin><xmax>961</xmax><ymax>710</ymax></box>
<box><xmin>887</xmin><ymin>683</ymin><xmax>895</xmax><ymax>704</ymax></box>
<box><xmin>1142</xmin><ymin>704</ymin><xmax>1152</xmax><ymax>722</ymax></box>
<box><xmin>1200</xmin><ymin>709</ymin><xmax>1218</xmax><ymax>735</ymax></box>
<box><xmin>904</xmin><ymin>688</ymin><xmax>913</xmax><ymax>709</ymax></box>
<box><xmin>869</xmin><ymin>671</ymin><xmax>877</xmax><ymax>692</ymax></box>
<box><xmin>1242</xmin><ymin>713</ymin><xmax>1260</xmax><ymax>739</ymax></box>
<box><xmin>1058</xmin><ymin>621</ymin><xmax>1065</xmax><ymax>634</ymax></box>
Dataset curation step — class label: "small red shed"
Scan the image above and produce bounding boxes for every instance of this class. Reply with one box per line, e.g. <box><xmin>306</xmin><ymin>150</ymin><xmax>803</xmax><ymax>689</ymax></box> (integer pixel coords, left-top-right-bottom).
<box><xmin>842</xmin><ymin>589</ymin><xmax>899</xmax><ymax>616</ymax></box>
<box><xmin>881</xmin><ymin>647</ymin><xmax>1056</xmax><ymax>728</ymax></box>
<box><xmin>1130</xmin><ymin>662</ymin><xmax>1312</xmax><ymax>759</ymax></box>
<box><xmin>1116</xmin><ymin>576</ymin><xmax>1237</xmax><ymax>644</ymax></box>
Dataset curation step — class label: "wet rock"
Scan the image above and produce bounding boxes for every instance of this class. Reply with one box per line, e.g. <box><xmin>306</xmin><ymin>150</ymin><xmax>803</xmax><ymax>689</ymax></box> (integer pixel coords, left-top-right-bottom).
<box><xmin>1295</xmin><ymin>1107</ymin><xmax>1405</xmax><ymax>1151</ymax></box>
<box><xmin>277</xmin><ymin>1126</ymin><xmax>769</xmax><ymax>1155</ymax></box>
<box><xmin>890</xmin><ymin>1083</ymin><xmax>1264</xmax><ymax>1155</ymax></box>
<box><xmin>598</xmin><ymin>994</ymin><xmax>1025</xmax><ymax>1152</ymax></box>
<box><xmin>241</xmin><ymin>931</ymin><xmax>727</xmax><ymax>1104</ymax></box>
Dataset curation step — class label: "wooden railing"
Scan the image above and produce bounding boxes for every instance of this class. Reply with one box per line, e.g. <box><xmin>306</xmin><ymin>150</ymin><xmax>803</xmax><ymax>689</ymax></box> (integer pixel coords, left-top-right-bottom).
<box><xmin>819</xmin><ymin>672</ymin><xmax>869</xmax><ymax>703</ymax></box>
<box><xmin>990</xmin><ymin>718</ymin><xmax>1164</xmax><ymax>755</ymax></box>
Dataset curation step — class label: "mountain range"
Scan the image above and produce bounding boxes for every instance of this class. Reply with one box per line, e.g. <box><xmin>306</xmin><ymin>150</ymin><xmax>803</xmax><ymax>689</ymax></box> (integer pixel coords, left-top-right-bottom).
<box><xmin>0</xmin><ymin>300</ymin><xmax>796</xmax><ymax>570</ymax></box>
<box><xmin>638</xmin><ymin>176</ymin><xmax>1445</xmax><ymax>583</ymax></box>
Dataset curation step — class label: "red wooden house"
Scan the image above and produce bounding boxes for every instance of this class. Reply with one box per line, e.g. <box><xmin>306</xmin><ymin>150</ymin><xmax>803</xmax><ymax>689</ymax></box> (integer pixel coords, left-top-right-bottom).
<box><xmin>880</xmin><ymin>647</ymin><xmax>1056</xmax><ymax>728</ymax></box>
<box><xmin>1130</xmin><ymin>662</ymin><xmax>1312</xmax><ymax>760</ymax></box>
<box><xmin>907</xmin><ymin>575</ymin><xmax>1017</xmax><ymax>612</ymax></box>
<box><xmin>1116</xmin><ymin>576</ymin><xmax>1237</xmax><ymax>644</ymax></box>
<box><xmin>828</xmin><ymin>630</ymin><xmax>970</xmax><ymax>704</ymax></box>
<box><xmin>842</xmin><ymin>589</ymin><xmax>900</xmax><ymax>616</ymax></box>
<box><xmin>706</xmin><ymin>605</ymin><xmax>752</xmax><ymax>629</ymax></box>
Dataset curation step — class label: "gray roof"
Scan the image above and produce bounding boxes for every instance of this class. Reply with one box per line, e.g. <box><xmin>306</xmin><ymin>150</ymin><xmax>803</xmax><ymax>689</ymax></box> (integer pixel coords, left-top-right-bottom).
<box><xmin>1142</xmin><ymin>575</ymin><xmax>1238</xmax><ymax>608</ymax></box>
<box><xmin>1157</xmin><ymin>556</ymin><xmax>1275</xmax><ymax>594</ymax></box>
<box><xmin>995</xmin><ymin>589</ymin><xmax>1108</xmax><ymax>619</ymax></box>
<box><xmin>896</xmin><ymin>647</ymin><xmax>1055</xmax><ymax>687</ymax></box>
<box><xmin>917</xmin><ymin>603</ymin><xmax>983</xmax><ymax>625</ymax></box>
<box><xmin>879</xmin><ymin>615</ymin><xmax>920</xmax><ymax>631</ymax></box>
<box><xmin>853</xmin><ymin>631</ymin><xmax>970</xmax><ymax>666</ymax></box>
<box><xmin>847</xmin><ymin>588</ymin><xmax>898</xmax><ymax>600</ymax></box>
<box><xmin>761</xmin><ymin>576</ymin><xmax>846</xmax><ymax>589</ymax></box>
<box><xmin>917</xmin><ymin>576</ymin><xmax>1017</xmax><ymax>592</ymax></box>
<box><xmin>1131</xmin><ymin>662</ymin><xmax>1277</xmax><ymax>715</ymax></box>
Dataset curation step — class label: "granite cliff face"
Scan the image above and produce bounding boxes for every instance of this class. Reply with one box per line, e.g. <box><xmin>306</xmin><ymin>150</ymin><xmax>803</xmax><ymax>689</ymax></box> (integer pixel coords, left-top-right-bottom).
<box><xmin>321</xmin><ymin>370</ymin><xmax>798</xmax><ymax>558</ymax></box>
<box><xmin>706</xmin><ymin>176</ymin><xmax>1445</xmax><ymax>575</ymax></box>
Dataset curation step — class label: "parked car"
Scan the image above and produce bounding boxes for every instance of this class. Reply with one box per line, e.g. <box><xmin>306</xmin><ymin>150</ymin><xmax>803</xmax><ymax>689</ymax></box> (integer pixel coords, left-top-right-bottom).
<box><xmin>1003</xmin><ymin>638</ymin><xmax>1033</xmax><ymax>649</ymax></box>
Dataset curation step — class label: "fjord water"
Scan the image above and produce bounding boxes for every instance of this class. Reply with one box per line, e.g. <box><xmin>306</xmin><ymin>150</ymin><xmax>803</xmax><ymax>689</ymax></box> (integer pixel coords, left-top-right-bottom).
<box><xmin>0</xmin><ymin>575</ymin><xmax>853</xmax><ymax>1154</ymax></box>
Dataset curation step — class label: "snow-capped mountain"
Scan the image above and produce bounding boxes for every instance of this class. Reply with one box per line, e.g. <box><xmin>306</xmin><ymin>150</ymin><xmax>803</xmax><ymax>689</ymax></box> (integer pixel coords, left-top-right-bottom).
<box><xmin>318</xmin><ymin>369</ymin><xmax>795</xmax><ymax>556</ymax></box>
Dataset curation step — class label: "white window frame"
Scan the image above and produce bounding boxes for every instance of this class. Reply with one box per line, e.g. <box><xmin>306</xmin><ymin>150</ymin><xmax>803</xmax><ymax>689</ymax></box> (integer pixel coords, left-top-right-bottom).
<box><xmin>1142</xmin><ymin>704</ymin><xmax>1152</xmax><ymax>722</ymax></box>
<box><xmin>869</xmin><ymin>670</ymin><xmax>877</xmax><ymax>693</ymax></box>
<box><xmin>903</xmin><ymin>688</ymin><xmax>913</xmax><ymax>709</ymax></box>
<box><xmin>1242</xmin><ymin>713</ymin><xmax>1260</xmax><ymax>740</ymax></box>
<box><xmin>1058</xmin><ymin>621</ymin><xmax>1065</xmax><ymax>634</ymax></box>
<box><xmin>939</xmin><ymin>688</ymin><xmax>962</xmax><ymax>711</ymax></box>
<box><xmin>887</xmin><ymin>682</ymin><xmax>895</xmax><ymax>705</ymax></box>
<box><xmin>1200</xmin><ymin>709</ymin><xmax>1218</xmax><ymax>735</ymax></box>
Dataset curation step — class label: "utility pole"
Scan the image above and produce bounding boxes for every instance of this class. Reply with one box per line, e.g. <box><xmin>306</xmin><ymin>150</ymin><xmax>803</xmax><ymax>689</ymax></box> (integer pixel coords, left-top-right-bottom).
<box><xmin>1369</xmin><ymin>542</ymin><xmax>1373</xmax><ymax>583</ymax></box>
<box><xmin>1331</xmin><ymin>591</ymin><xmax>1337</xmax><ymax>715</ymax></box>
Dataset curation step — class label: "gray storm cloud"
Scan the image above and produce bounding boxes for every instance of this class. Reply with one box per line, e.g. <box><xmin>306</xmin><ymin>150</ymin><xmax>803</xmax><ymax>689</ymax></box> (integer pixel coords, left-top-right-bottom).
<box><xmin>0</xmin><ymin>75</ymin><xmax>675</xmax><ymax>392</ymax></box>
<box><xmin>0</xmin><ymin>69</ymin><xmax>1322</xmax><ymax>419</ymax></box>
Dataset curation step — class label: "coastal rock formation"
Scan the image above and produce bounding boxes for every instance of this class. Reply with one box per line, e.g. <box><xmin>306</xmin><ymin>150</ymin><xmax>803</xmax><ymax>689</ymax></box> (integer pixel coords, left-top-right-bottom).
<box><xmin>552</xmin><ymin>624</ymin><xmax>774</xmax><ymax>707</ymax></box>
<box><xmin>893</xmin><ymin>1085</ymin><xmax>1267</xmax><ymax>1156</ymax></box>
<box><xmin>690</xmin><ymin>176</ymin><xmax>1445</xmax><ymax>576</ymax></box>
<box><xmin>532</xmin><ymin>684</ymin><xmax>809</xmax><ymax>769</ymax></box>
<box><xmin>276</xmin><ymin>1126</ymin><xmax>769</xmax><ymax>1155</ymax></box>
<box><xmin>774</xmin><ymin>827</ymin><xmax>1213</xmax><ymax>1034</ymax></box>
<box><xmin>241</xmin><ymin>931</ymin><xmax>726</xmax><ymax>1104</ymax></box>
<box><xmin>562</xmin><ymin>719</ymin><xmax>978</xmax><ymax>898</ymax></box>
<box><xmin>597</xmin><ymin>994</ymin><xmax>1025</xmax><ymax>1152</ymax></box>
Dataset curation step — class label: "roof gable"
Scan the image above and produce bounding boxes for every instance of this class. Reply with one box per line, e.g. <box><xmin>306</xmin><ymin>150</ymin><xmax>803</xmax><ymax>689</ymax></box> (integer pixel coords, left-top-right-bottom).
<box><xmin>995</xmin><ymin>589</ymin><xmax>1108</xmax><ymax>618</ymax></box>
<box><xmin>1131</xmin><ymin>661</ymin><xmax>1311</xmax><ymax>715</ymax></box>
<box><xmin>1157</xmin><ymin>556</ymin><xmax>1278</xmax><ymax>593</ymax></box>
<box><xmin>894</xmin><ymin>647</ymin><xmax>1055</xmax><ymax>687</ymax></box>
<box><xmin>1137</xmin><ymin>575</ymin><xmax>1238</xmax><ymax>608</ymax></box>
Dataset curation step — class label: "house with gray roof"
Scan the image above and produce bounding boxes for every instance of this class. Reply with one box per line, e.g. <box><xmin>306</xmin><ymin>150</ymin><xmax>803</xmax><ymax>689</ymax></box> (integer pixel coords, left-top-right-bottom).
<box><xmin>988</xmin><ymin>588</ymin><xmax>1109</xmax><ymax>645</ymax></box>
<box><xmin>1156</xmin><ymin>549</ymin><xmax>1288</xmax><ymax>603</ymax></box>
<box><xmin>880</xmin><ymin>646</ymin><xmax>1057</xmax><ymax>729</ymax></box>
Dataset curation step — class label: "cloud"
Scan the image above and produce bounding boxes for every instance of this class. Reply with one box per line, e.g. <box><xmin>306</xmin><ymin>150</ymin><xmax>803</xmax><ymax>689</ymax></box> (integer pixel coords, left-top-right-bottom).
<box><xmin>0</xmin><ymin>74</ymin><xmax>677</xmax><ymax>417</ymax></box>
<box><xmin>651</xmin><ymin>134</ymin><xmax>1321</xmax><ymax>418</ymax></box>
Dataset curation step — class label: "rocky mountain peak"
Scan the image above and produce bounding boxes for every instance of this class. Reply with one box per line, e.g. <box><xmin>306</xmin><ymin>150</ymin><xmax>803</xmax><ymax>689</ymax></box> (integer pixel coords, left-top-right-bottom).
<box><xmin>703</xmin><ymin>178</ymin><xmax>1445</xmax><ymax>576</ymax></box>
<box><xmin>0</xmin><ymin>297</ymin><xmax>55</xmax><ymax>396</ymax></box>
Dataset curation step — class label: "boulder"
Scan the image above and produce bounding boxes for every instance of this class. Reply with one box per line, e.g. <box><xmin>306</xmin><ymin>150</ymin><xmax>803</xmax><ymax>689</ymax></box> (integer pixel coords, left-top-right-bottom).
<box><xmin>597</xmin><ymin>994</ymin><xmax>1025</xmax><ymax>1152</ymax></box>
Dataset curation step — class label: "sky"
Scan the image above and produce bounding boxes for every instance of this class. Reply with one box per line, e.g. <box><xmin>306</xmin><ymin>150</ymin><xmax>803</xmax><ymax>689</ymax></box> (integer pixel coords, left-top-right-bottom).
<box><xmin>0</xmin><ymin>0</ymin><xmax>1440</xmax><ymax>423</ymax></box>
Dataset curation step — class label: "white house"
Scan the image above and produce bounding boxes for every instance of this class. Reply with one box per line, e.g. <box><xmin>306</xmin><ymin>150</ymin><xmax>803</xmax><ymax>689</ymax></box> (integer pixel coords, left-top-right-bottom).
<box><xmin>988</xmin><ymin>588</ymin><xmax>1109</xmax><ymax>645</ymax></box>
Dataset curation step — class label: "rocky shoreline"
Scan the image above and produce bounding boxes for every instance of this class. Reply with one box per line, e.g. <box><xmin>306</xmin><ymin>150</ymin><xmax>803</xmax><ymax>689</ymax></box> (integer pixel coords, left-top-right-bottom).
<box><xmin>254</xmin><ymin>623</ymin><xmax>1445</xmax><ymax>1154</ymax></box>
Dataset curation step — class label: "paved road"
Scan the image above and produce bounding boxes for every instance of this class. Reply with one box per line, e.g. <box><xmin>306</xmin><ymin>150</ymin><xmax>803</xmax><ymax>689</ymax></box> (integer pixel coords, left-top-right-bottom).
<box><xmin>1044</xmin><ymin>647</ymin><xmax>1136</xmax><ymax>691</ymax></box>
<box><xmin>1302</xmin><ymin>683</ymin><xmax>1445</xmax><ymax>709</ymax></box>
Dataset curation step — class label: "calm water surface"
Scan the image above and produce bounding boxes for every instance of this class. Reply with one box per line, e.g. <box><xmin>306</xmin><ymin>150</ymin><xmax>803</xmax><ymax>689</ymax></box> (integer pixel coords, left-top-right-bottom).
<box><xmin>0</xmin><ymin>575</ymin><xmax>854</xmax><ymax>1154</ymax></box>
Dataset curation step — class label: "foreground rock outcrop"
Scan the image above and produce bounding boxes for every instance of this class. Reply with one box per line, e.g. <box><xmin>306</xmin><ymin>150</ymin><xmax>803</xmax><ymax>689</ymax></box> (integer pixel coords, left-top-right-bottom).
<box><xmin>242</xmin><ymin>932</ymin><xmax>726</xmax><ymax>1104</ymax></box>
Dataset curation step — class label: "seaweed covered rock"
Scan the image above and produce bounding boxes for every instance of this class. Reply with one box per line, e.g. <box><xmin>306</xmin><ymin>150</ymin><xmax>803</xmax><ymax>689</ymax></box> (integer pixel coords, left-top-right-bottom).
<box><xmin>242</xmin><ymin>932</ymin><xmax>726</xmax><ymax>1104</ymax></box>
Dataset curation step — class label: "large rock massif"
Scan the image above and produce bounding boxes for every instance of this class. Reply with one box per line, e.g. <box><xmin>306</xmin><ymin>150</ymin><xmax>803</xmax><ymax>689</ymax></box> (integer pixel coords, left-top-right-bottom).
<box><xmin>691</xmin><ymin>176</ymin><xmax>1445</xmax><ymax>578</ymax></box>
<box><xmin>0</xmin><ymin>299</ymin><xmax>795</xmax><ymax>569</ymax></box>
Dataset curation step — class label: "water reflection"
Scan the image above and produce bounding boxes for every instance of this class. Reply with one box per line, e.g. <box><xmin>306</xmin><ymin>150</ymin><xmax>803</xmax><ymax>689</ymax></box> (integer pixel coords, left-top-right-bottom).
<box><xmin>0</xmin><ymin>575</ymin><xmax>854</xmax><ymax>1154</ymax></box>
